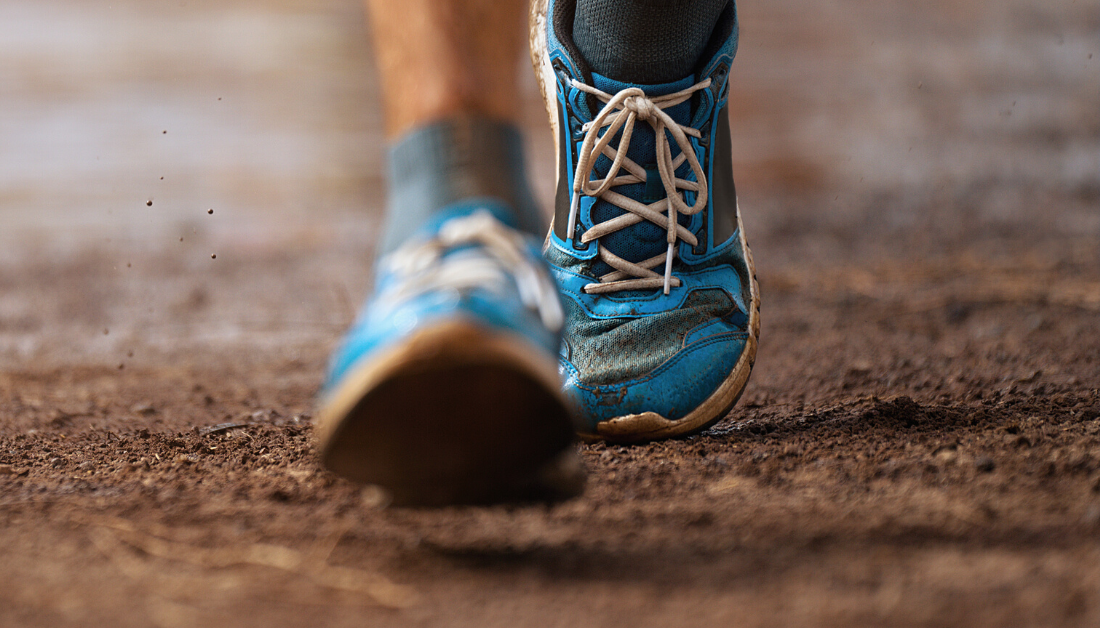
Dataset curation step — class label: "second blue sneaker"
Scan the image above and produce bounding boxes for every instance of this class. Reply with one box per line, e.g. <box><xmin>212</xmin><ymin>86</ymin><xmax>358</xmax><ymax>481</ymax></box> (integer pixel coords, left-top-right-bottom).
<box><xmin>316</xmin><ymin>201</ymin><xmax>583</xmax><ymax>506</ymax></box>
<box><xmin>531</xmin><ymin>0</ymin><xmax>761</xmax><ymax>442</ymax></box>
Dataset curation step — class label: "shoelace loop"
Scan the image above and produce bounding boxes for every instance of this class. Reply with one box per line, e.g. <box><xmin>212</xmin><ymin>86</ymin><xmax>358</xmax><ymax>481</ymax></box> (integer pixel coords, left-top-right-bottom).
<box><xmin>382</xmin><ymin>210</ymin><xmax>564</xmax><ymax>332</ymax></box>
<box><xmin>567</xmin><ymin>78</ymin><xmax>712</xmax><ymax>295</ymax></box>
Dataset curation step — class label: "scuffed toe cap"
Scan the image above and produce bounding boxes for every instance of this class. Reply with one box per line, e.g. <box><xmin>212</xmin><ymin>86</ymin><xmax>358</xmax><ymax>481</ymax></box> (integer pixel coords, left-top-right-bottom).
<box><xmin>561</xmin><ymin>329</ymin><xmax>748</xmax><ymax>431</ymax></box>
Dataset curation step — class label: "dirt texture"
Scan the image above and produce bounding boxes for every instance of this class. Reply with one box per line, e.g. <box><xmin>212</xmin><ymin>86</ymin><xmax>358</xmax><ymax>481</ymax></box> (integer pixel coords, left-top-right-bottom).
<box><xmin>1</xmin><ymin>0</ymin><xmax>1098</xmax><ymax>626</ymax></box>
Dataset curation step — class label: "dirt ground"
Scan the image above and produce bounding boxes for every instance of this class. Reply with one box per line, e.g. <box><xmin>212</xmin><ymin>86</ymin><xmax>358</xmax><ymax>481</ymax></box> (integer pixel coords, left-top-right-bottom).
<box><xmin>1</xmin><ymin>0</ymin><xmax>1098</xmax><ymax>626</ymax></box>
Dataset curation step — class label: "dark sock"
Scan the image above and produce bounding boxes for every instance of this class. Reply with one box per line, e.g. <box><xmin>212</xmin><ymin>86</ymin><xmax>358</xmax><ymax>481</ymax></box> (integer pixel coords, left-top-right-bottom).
<box><xmin>572</xmin><ymin>0</ymin><xmax>730</xmax><ymax>84</ymax></box>
<box><xmin>380</xmin><ymin>117</ymin><xmax>544</xmax><ymax>255</ymax></box>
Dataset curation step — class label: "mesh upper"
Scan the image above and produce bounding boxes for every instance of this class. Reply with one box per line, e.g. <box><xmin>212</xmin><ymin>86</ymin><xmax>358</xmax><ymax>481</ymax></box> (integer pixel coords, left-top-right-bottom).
<box><xmin>560</xmin><ymin>288</ymin><xmax>738</xmax><ymax>386</ymax></box>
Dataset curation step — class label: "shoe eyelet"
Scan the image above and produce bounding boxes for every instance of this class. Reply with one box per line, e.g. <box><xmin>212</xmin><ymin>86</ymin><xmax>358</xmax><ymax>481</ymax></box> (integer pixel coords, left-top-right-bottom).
<box><xmin>573</xmin><ymin>222</ymin><xmax>590</xmax><ymax>252</ymax></box>
<box><xmin>693</xmin><ymin>224</ymin><xmax>708</xmax><ymax>256</ymax></box>
<box><xmin>569</xmin><ymin>116</ymin><xmax>585</xmax><ymax>140</ymax></box>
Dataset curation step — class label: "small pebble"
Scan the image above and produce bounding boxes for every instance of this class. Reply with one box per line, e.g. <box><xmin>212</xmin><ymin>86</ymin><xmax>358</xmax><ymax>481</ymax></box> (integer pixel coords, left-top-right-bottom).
<box><xmin>131</xmin><ymin>403</ymin><xmax>156</xmax><ymax>416</ymax></box>
<box><xmin>211</xmin><ymin>254</ymin><xmax>217</xmax><ymax>259</ymax></box>
<box><xmin>207</xmin><ymin>209</ymin><xmax>213</xmax><ymax>215</ymax></box>
<box><xmin>974</xmin><ymin>456</ymin><xmax>996</xmax><ymax>473</ymax></box>
<box><xmin>49</xmin><ymin>457</ymin><xmax>64</xmax><ymax>467</ymax></box>
<box><xmin>0</xmin><ymin>464</ymin><xmax>15</xmax><ymax>475</ymax></box>
<box><xmin>934</xmin><ymin>447</ymin><xmax>958</xmax><ymax>465</ymax></box>
<box><xmin>361</xmin><ymin>485</ymin><xmax>392</xmax><ymax>509</ymax></box>
<box><xmin>146</xmin><ymin>200</ymin><xmax>152</xmax><ymax>206</ymax></box>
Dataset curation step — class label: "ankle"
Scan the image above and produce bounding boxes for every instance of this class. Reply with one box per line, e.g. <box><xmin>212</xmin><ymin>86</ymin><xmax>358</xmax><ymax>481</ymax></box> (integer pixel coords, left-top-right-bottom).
<box><xmin>380</xmin><ymin>117</ymin><xmax>544</xmax><ymax>255</ymax></box>
<box><xmin>572</xmin><ymin>0</ymin><xmax>732</xmax><ymax>84</ymax></box>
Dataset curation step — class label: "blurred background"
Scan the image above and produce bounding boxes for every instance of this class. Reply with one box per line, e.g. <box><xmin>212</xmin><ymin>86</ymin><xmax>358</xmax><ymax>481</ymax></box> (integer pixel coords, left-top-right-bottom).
<box><xmin>0</xmin><ymin>0</ymin><xmax>1096</xmax><ymax>366</ymax></box>
<box><xmin>1</xmin><ymin>3</ymin><xmax>1098</xmax><ymax>625</ymax></box>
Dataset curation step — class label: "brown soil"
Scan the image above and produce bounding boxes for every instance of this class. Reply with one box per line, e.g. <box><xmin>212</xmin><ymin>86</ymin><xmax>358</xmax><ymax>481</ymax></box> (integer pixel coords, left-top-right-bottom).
<box><xmin>1</xmin><ymin>0</ymin><xmax>1098</xmax><ymax>626</ymax></box>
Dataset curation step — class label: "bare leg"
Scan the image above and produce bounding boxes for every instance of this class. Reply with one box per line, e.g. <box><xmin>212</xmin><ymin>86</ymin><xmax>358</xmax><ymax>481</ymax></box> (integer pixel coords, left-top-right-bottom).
<box><xmin>365</xmin><ymin>0</ymin><xmax>527</xmax><ymax>139</ymax></box>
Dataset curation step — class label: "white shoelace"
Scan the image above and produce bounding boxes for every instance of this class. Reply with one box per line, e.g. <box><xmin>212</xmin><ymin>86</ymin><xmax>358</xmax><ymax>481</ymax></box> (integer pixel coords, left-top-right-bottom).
<box><xmin>381</xmin><ymin>210</ymin><xmax>564</xmax><ymax>332</ymax></box>
<box><xmin>567</xmin><ymin>78</ymin><xmax>712</xmax><ymax>295</ymax></box>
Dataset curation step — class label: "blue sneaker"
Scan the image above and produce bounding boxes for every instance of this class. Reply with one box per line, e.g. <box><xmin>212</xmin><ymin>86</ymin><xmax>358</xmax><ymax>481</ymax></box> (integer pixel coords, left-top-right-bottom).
<box><xmin>316</xmin><ymin>201</ymin><xmax>584</xmax><ymax>506</ymax></box>
<box><xmin>530</xmin><ymin>0</ymin><xmax>760</xmax><ymax>442</ymax></box>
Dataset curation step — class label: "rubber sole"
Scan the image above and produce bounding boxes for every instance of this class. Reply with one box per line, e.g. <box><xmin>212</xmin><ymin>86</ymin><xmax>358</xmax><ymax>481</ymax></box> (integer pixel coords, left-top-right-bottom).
<box><xmin>528</xmin><ymin>0</ymin><xmax>761</xmax><ymax>443</ymax></box>
<box><xmin>315</xmin><ymin>321</ymin><xmax>584</xmax><ymax>507</ymax></box>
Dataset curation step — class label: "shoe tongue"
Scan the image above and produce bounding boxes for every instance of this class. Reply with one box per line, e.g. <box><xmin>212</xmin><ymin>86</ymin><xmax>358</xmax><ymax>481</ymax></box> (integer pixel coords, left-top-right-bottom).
<box><xmin>587</xmin><ymin>73</ymin><xmax>697</xmax><ymax>270</ymax></box>
<box><xmin>589</xmin><ymin>72</ymin><xmax>696</xmax><ymax>124</ymax></box>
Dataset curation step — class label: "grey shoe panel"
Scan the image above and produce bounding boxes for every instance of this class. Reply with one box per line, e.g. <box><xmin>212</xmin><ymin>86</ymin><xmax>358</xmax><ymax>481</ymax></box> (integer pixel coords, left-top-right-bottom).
<box><xmin>711</xmin><ymin>105</ymin><xmax>738</xmax><ymax>245</ymax></box>
<box><xmin>553</xmin><ymin>93</ymin><xmax>573</xmax><ymax>242</ymax></box>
